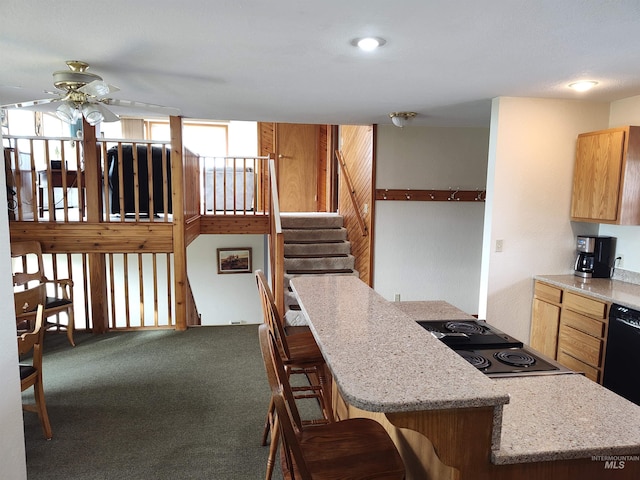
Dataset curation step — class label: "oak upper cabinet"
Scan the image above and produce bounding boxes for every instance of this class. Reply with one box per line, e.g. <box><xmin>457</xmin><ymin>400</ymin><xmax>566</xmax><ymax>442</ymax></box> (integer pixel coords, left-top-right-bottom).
<box><xmin>571</xmin><ymin>126</ymin><xmax>640</xmax><ymax>224</ymax></box>
<box><xmin>530</xmin><ymin>281</ymin><xmax>562</xmax><ymax>359</ymax></box>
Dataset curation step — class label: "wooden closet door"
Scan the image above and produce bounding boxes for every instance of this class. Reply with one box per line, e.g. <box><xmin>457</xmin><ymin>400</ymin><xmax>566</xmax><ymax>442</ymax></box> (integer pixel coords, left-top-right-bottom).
<box><xmin>275</xmin><ymin>123</ymin><xmax>319</xmax><ymax>212</ymax></box>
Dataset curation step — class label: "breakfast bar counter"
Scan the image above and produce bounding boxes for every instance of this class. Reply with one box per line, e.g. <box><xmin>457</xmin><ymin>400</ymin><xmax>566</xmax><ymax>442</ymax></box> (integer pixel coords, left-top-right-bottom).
<box><xmin>290</xmin><ymin>275</ymin><xmax>640</xmax><ymax>480</ymax></box>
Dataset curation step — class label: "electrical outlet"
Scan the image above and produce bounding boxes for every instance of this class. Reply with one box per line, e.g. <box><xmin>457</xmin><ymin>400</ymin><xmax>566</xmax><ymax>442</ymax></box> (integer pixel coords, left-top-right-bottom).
<box><xmin>495</xmin><ymin>239</ymin><xmax>504</xmax><ymax>252</ymax></box>
<box><xmin>617</xmin><ymin>254</ymin><xmax>624</xmax><ymax>268</ymax></box>
<box><xmin>394</xmin><ymin>293</ymin><xmax>401</xmax><ymax>302</ymax></box>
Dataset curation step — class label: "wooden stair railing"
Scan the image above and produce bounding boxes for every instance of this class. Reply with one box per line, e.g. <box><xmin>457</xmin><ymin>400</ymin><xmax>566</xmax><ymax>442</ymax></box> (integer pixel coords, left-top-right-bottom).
<box><xmin>335</xmin><ymin>150</ymin><xmax>368</xmax><ymax>236</ymax></box>
<box><xmin>267</xmin><ymin>156</ymin><xmax>285</xmax><ymax>314</ymax></box>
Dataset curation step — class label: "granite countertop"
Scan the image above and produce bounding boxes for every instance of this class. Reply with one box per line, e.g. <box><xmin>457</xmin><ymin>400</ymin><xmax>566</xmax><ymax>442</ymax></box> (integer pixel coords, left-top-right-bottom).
<box><xmin>290</xmin><ymin>275</ymin><xmax>510</xmax><ymax>413</ymax></box>
<box><xmin>392</xmin><ymin>300</ymin><xmax>476</xmax><ymax>321</ymax></box>
<box><xmin>493</xmin><ymin>374</ymin><xmax>640</xmax><ymax>464</ymax></box>
<box><xmin>290</xmin><ymin>275</ymin><xmax>640</xmax><ymax>466</ymax></box>
<box><xmin>535</xmin><ymin>274</ymin><xmax>640</xmax><ymax>309</ymax></box>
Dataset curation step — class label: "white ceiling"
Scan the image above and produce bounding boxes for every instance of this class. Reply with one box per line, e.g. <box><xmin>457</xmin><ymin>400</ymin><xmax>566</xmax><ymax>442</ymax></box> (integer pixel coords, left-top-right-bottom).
<box><xmin>2</xmin><ymin>0</ymin><xmax>640</xmax><ymax>127</ymax></box>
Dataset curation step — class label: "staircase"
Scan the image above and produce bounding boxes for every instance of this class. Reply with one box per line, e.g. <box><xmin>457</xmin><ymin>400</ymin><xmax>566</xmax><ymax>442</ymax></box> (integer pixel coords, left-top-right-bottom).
<box><xmin>281</xmin><ymin>212</ymin><xmax>358</xmax><ymax>326</ymax></box>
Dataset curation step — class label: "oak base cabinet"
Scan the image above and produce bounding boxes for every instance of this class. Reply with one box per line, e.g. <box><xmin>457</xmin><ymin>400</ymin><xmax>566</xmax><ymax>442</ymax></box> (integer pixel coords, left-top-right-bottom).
<box><xmin>530</xmin><ymin>281</ymin><xmax>609</xmax><ymax>383</ymax></box>
<box><xmin>530</xmin><ymin>282</ymin><xmax>562</xmax><ymax>358</ymax></box>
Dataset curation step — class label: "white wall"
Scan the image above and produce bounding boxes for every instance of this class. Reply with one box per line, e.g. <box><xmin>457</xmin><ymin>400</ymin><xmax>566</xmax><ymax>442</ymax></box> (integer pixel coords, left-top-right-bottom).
<box><xmin>480</xmin><ymin>97</ymin><xmax>609</xmax><ymax>342</ymax></box>
<box><xmin>598</xmin><ymin>95</ymin><xmax>640</xmax><ymax>272</ymax></box>
<box><xmin>374</xmin><ymin>126</ymin><xmax>489</xmax><ymax>314</ymax></box>
<box><xmin>0</xmin><ymin>144</ymin><xmax>28</xmax><ymax>478</ymax></box>
<box><xmin>187</xmin><ymin>234</ymin><xmax>265</xmax><ymax>325</ymax></box>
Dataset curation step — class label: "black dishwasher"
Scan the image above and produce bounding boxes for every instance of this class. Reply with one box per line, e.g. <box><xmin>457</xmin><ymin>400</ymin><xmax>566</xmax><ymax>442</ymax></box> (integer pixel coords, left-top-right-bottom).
<box><xmin>602</xmin><ymin>304</ymin><xmax>640</xmax><ymax>405</ymax></box>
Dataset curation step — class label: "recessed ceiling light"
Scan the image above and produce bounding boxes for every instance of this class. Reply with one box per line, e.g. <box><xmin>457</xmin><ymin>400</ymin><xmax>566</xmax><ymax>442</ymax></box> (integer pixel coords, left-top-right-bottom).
<box><xmin>568</xmin><ymin>80</ymin><xmax>598</xmax><ymax>92</ymax></box>
<box><xmin>351</xmin><ymin>37</ymin><xmax>386</xmax><ymax>51</ymax></box>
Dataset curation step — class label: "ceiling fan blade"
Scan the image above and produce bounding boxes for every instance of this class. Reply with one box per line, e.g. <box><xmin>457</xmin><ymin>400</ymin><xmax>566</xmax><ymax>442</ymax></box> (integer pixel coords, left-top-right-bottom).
<box><xmin>96</xmin><ymin>103</ymin><xmax>120</xmax><ymax>123</ymax></box>
<box><xmin>103</xmin><ymin>98</ymin><xmax>181</xmax><ymax>116</ymax></box>
<box><xmin>79</xmin><ymin>80</ymin><xmax>120</xmax><ymax>98</ymax></box>
<box><xmin>1</xmin><ymin>97</ymin><xmax>62</xmax><ymax>109</ymax></box>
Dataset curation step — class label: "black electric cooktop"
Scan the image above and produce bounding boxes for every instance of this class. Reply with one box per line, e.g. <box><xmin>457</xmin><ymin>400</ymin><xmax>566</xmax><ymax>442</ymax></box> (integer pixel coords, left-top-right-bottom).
<box><xmin>417</xmin><ymin>320</ymin><xmax>574</xmax><ymax>377</ymax></box>
<box><xmin>416</xmin><ymin>320</ymin><xmax>523</xmax><ymax>349</ymax></box>
<box><xmin>456</xmin><ymin>347</ymin><xmax>572</xmax><ymax>377</ymax></box>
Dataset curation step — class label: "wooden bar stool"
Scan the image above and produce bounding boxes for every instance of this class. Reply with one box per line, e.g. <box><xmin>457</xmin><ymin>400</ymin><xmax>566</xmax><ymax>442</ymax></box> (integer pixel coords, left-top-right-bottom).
<box><xmin>255</xmin><ymin>270</ymin><xmax>334</xmax><ymax>479</ymax></box>
<box><xmin>259</xmin><ymin>324</ymin><xmax>405</xmax><ymax>479</ymax></box>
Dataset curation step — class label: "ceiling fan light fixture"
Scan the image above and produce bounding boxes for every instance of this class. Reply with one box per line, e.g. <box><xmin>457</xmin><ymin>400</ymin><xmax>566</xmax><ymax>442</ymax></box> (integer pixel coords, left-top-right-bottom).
<box><xmin>389</xmin><ymin>111</ymin><xmax>417</xmax><ymax>128</ymax></box>
<box><xmin>82</xmin><ymin>103</ymin><xmax>105</xmax><ymax>126</ymax></box>
<box><xmin>56</xmin><ymin>101</ymin><xmax>81</xmax><ymax>124</ymax></box>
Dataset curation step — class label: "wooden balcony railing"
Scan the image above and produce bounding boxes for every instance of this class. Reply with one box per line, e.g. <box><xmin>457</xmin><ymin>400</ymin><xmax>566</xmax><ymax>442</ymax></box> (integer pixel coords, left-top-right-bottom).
<box><xmin>4</xmin><ymin>127</ymin><xmax>275</xmax><ymax>332</ymax></box>
<box><xmin>199</xmin><ymin>156</ymin><xmax>270</xmax><ymax>216</ymax></box>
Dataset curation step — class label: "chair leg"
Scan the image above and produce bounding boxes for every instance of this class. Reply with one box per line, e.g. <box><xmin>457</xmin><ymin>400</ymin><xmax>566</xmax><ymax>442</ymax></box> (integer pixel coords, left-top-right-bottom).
<box><xmin>316</xmin><ymin>364</ymin><xmax>334</xmax><ymax>422</ymax></box>
<box><xmin>33</xmin><ymin>375</ymin><xmax>52</xmax><ymax>440</ymax></box>
<box><xmin>265</xmin><ymin>415</ymin><xmax>279</xmax><ymax>480</ymax></box>
<box><xmin>66</xmin><ymin>309</ymin><xmax>75</xmax><ymax>347</ymax></box>
<box><xmin>262</xmin><ymin>396</ymin><xmax>274</xmax><ymax>446</ymax></box>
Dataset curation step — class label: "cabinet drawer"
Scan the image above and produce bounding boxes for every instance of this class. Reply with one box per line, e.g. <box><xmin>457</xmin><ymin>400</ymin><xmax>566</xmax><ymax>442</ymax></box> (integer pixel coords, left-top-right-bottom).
<box><xmin>563</xmin><ymin>292</ymin><xmax>607</xmax><ymax>319</ymax></box>
<box><xmin>557</xmin><ymin>350</ymin><xmax>600</xmax><ymax>383</ymax></box>
<box><xmin>558</xmin><ymin>324</ymin><xmax>603</xmax><ymax>368</ymax></box>
<box><xmin>534</xmin><ymin>282</ymin><xmax>562</xmax><ymax>304</ymax></box>
<box><xmin>561</xmin><ymin>309</ymin><xmax>606</xmax><ymax>338</ymax></box>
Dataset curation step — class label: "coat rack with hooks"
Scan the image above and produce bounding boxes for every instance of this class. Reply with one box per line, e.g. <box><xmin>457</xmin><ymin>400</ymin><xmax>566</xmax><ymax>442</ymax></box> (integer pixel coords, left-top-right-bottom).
<box><xmin>375</xmin><ymin>188</ymin><xmax>486</xmax><ymax>202</ymax></box>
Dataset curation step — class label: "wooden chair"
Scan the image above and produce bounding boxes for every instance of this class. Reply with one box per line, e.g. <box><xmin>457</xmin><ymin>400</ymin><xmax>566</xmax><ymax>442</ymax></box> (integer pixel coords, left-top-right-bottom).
<box><xmin>255</xmin><ymin>270</ymin><xmax>333</xmax><ymax>480</ymax></box>
<box><xmin>12</xmin><ymin>240</ymin><xmax>75</xmax><ymax>346</ymax></box>
<box><xmin>18</xmin><ymin>304</ymin><xmax>53</xmax><ymax>440</ymax></box>
<box><xmin>259</xmin><ymin>324</ymin><xmax>405</xmax><ymax>479</ymax></box>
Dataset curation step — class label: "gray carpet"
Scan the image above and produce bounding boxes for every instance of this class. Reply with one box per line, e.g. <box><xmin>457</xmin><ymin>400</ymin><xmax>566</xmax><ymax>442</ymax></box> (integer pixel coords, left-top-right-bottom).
<box><xmin>22</xmin><ymin>326</ymin><xmax>283</xmax><ymax>480</ymax></box>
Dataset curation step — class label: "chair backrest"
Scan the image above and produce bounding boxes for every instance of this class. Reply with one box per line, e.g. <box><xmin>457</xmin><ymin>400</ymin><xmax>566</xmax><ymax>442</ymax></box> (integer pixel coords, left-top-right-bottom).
<box><xmin>255</xmin><ymin>270</ymin><xmax>292</xmax><ymax>360</ymax></box>
<box><xmin>17</xmin><ymin>304</ymin><xmax>45</xmax><ymax>361</ymax></box>
<box><xmin>11</xmin><ymin>241</ymin><xmax>47</xmax><ymax>287</ymax></box>
<box><xmin>14</xmin><ymin>283</ymin><xmax>47</xmax><ymax>316</ymax></box>
<box><xmin>258</xmin><ymin>323</ymin><xmax>311</xmax><ymax>478</ymax></box>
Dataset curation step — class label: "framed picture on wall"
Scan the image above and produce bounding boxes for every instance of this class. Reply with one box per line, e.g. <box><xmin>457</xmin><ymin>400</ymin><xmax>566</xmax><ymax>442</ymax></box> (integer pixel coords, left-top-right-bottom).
<box><xmin>217</xmin><ymin>247</ymin><xmax>252</xmax><ymax>274</ymax></box>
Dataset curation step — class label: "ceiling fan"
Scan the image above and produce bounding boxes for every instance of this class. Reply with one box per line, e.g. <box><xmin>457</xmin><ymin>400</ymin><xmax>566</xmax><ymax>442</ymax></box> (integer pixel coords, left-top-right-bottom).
<box><xmin>1</xmin><ymin>60</ymin><xmax>180</xmax><ymax>126</ymax></box>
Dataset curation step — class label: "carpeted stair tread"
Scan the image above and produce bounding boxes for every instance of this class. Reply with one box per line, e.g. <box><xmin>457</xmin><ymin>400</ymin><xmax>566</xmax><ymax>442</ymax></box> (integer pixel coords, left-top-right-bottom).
<box><xmin>282</xmin><ymin>227</ymin><xmax>348</xmax><ymax>243</ymax></box>
<box><xmin>284</xmin><ymin>253</ymin><xmax>355</xmax><ymax>271</ymax></box>
<box><xmin>280</xmin><ymin>212</ymin><xmax>344</xmax><ymax>229</ymax></box>
<box><xmin>285</xmin><ymin>241</ymin><xmax>352</xmax><ymax>257</ymax></box>
<box><xmin>285</xmin><ymin>253</ymin><xmax>349</xmax><ymax>258</ymax></box>
<box><xmin>286</xmin><ymin>268</ymin><xmax>355</xmax><ymax>275</ymax></box>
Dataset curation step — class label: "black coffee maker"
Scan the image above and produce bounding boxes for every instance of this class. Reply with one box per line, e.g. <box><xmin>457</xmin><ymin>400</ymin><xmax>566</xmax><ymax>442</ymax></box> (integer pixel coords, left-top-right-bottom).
<box><xmin>574</xmin><ymin>236</ymin><xmax>615</xmax><ymax>278</ymax></box>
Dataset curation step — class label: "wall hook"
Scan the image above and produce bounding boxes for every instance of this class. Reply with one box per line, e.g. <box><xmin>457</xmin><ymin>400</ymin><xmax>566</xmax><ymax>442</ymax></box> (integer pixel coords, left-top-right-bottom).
<box><xmin>448</xmin><ymin>188</ymin><xmax>460</xmax><ymax>201</ymax></box>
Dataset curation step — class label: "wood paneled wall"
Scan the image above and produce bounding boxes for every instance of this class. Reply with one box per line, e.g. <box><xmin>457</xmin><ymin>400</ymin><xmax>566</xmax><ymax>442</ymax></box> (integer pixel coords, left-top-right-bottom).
<box><xmin>339</xmin><ymin>125</ymin><xmax>375</xmax><ymax>286</ymax></box>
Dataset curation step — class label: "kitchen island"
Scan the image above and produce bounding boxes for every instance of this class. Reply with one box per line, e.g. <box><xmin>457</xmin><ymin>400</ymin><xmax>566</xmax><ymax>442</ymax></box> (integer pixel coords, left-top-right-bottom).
<box><xmin>290</xmin><ymin>275</ymin><xmax>640</xmax><ymax>480</ymax></box>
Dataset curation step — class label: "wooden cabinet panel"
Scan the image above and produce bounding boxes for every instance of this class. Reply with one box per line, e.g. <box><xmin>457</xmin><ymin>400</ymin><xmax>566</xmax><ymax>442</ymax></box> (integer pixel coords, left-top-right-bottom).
<box><xmin>534</xmin><ymin>282</ymin><xmax>562</xmax><ymax>304</ymax></box>
<box><xmin>570</xmin><ymin>129</ymin><xmax>624</xmax><ymax>221</ymax></box>
<box><xmin>563</xmin><ymin>292</ymin><xmax>607</xmax><ymax>319</ymax></box>
<box><xmin>561</xmin><ymin>309</ymin><xmax>605</xmax><ymax>338</ymax></box>
<box><xmin>530</xmin><ymin>298</ymin><xmax>560</xmax><ymax>358</ymax></box>
<box><xmin>571</xmin><ymin>126</ymin><xmax>640</xmax><ymax>224</ymax></box>
<box><xmin>558</xmin><ymin>324</ymin><xmax>602</xmax><ymax>368</ymax></box>
<box><xmin>557</xmin><ymin>351</ymin><xmax>600</xmax><ymax>383</ymax></box>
